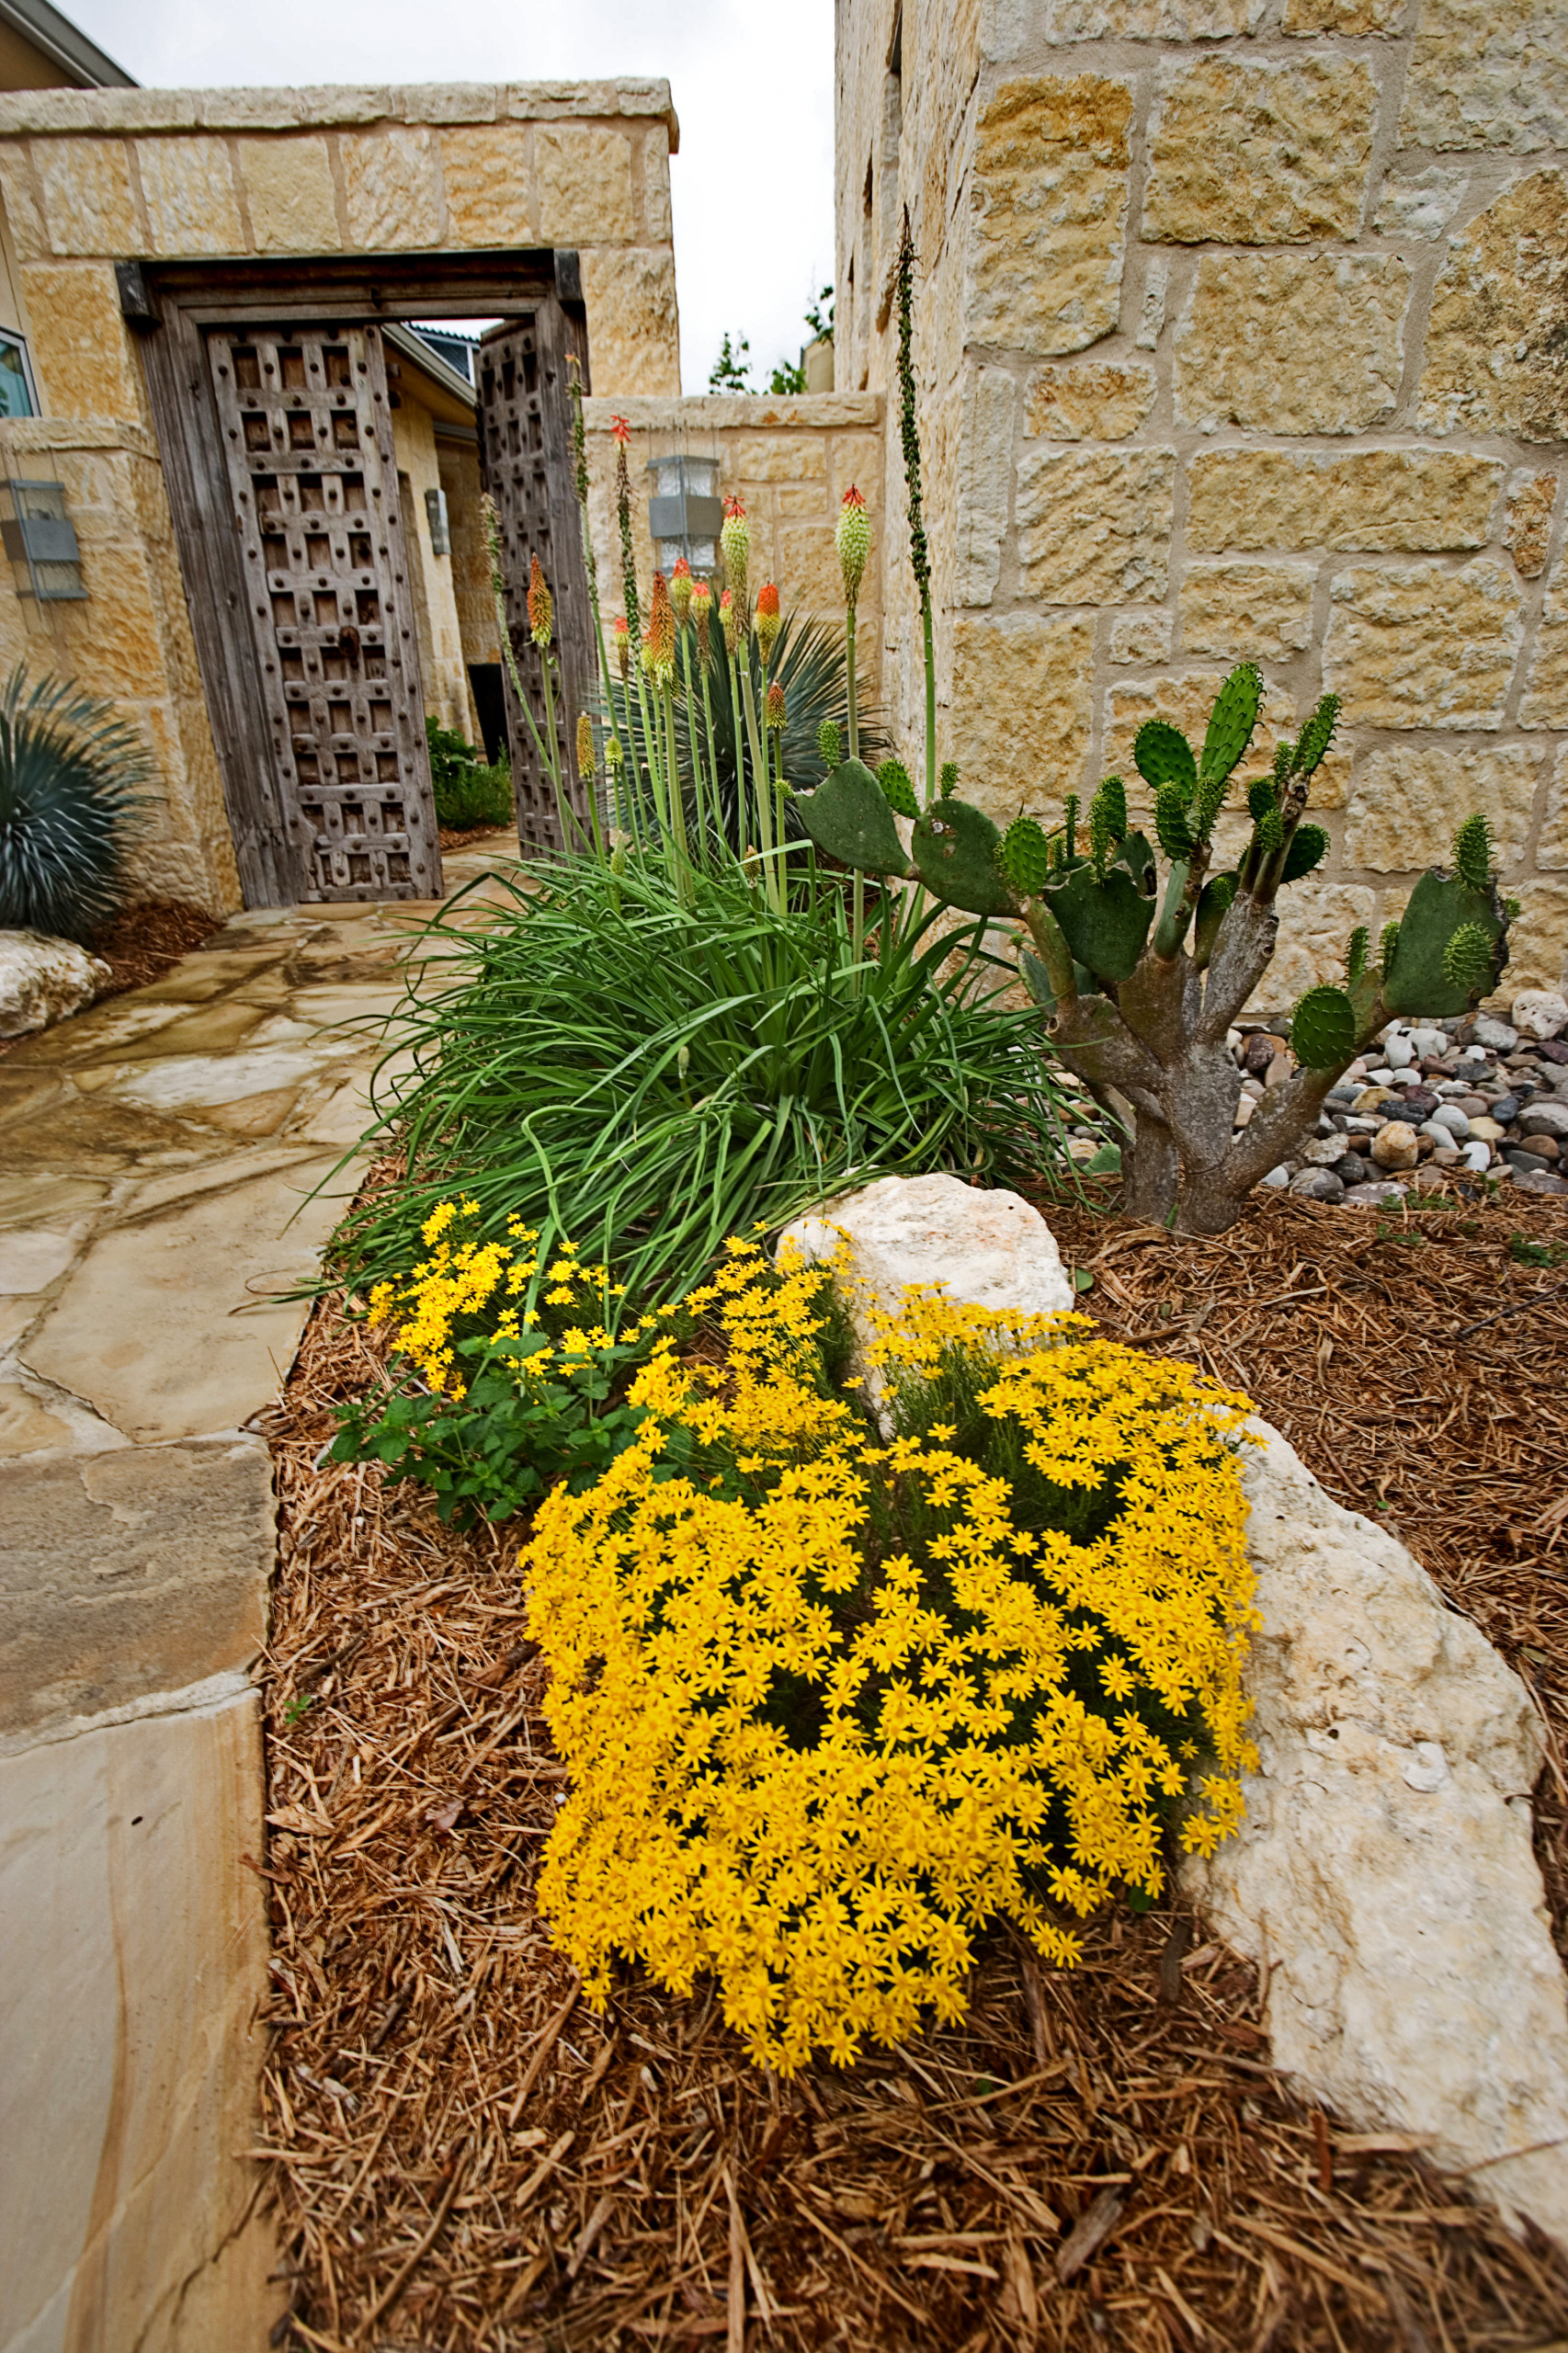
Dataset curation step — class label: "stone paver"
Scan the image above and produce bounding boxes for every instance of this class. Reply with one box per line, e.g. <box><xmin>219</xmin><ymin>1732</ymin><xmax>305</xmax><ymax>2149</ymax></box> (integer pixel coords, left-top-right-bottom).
<box><xmin>0</xmin><ymin>835</ymin><xmax>517</xmax><ymax>2353</ymax></box>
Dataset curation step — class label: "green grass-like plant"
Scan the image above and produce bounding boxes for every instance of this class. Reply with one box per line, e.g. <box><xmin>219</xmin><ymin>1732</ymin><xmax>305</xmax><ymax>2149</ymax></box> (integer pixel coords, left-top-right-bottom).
<box><xmin>336</xmin><ymin>851</ymin><xmax>1077</xmax><ymax>1312</ymax></box>
<box><xmin>0</xmin><ymin>666</ymin><xmax>150</xmax><ymax>938</ymax></box>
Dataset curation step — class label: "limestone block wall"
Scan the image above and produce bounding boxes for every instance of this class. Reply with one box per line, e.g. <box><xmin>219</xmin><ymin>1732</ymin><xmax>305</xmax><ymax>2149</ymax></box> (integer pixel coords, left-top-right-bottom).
<box><xmin>0</xmin><ymin>80</ymin><xmax>680</xmax><ymax>909</ymax></box>
<box><xmin>581</xmin><ymin>393</ymin><xmax>886</xmax><ymax>701</ymax></box>
<box><xmin>836</xmin><ymin>0</ymin><xmax>1568</xmax><ymax>1002</ymax></box>
<box><xmin>0</xmin><ymin>415</ymin><xmax>242</xmax><ymax>909</ymax></box>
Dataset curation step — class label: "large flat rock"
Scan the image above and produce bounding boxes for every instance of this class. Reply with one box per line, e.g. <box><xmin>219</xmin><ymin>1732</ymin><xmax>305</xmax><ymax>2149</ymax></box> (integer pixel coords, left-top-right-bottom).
<box><xmin>0</xmin><ymin>1434</ymin><xmax>274</xmax><ymax>1737</ymax></box>
<box><xmin>0</xmin><ymin>1687</ymin><xmax>278</xmax><ymax>2353</ymax></box>
<box><xmin>24</xmin><ymin>1149</ymin><xmax>351</xmax><ymax>1444</ymax></box>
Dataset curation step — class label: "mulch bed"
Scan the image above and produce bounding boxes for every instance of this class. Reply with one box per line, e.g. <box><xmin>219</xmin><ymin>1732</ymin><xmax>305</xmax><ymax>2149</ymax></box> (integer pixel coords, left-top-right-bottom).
<box><xmin>256</xmin><ymin>1187</ymin><xmax>1568</xmax><ymax>2352</ymax></box>
<box><xmin>86</xmin><ymin>896</ymin><xmax>220</xmax><ymax>995</ymax></box>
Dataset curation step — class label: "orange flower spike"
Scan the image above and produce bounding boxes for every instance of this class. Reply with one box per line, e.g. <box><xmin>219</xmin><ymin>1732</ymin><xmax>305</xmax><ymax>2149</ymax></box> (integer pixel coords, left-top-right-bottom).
<box><xmin>610</xmin><ymin>414</ymin><xmax>631</xmax><ymax>447</ymax></box>
<box><xmin>611</xmin><ymin>615</ymin><xmax>631</xmax><ymax>681</ymax></box>
<box><xmin>720</xmin><ymin>585</ymin><xmax>741</xmax><ymax>659</ymax></box>
<box><xmin>755</xmin><ymin>580</ymin><xmax>781</xmax><ymax>666</ymax></box>
<box><xmin>691</xmin><ymin>576</ymin><xmax>713</xmax><ymax>662</ymax></box>
<box><xmin>836</xmin><ymin>483</ymin><xmax>870</xmax><ymax>607</ymax></box>
<box><xmin>669</xmin><ymin>555</ymin><xmax>694</xmax><ymax>628</ymax></box>
<box><xmin>527</xmin><ymin>553</ymin><xmax>553</xmax><ymax>651</ymax></box>
<box><xmin>765</xmin><ymin>679</ymin><xmax>787</xmax><ymax>734</ymax></box>
<box><xmin>648</xmin><ymin>570</ymin><xmax>676</xmax><ymax>682</ymax></box>
<box><xmin>720</xmin><ymin>495</ymin><xmax>750</xmax><ymax>609</ymax></box>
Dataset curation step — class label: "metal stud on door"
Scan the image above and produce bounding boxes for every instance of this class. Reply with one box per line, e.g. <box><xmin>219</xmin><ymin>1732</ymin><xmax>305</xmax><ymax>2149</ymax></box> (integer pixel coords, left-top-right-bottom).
<box><xmin>207</xmin><ymin>323</ymin><xmax>441</xmax><ymax>901</ymax></box>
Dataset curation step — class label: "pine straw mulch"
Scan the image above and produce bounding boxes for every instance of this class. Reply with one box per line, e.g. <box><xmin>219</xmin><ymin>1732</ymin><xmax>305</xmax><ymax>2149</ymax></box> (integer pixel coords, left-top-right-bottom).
<box><xmin>256</xmin><ymin>1187</ymin><xmax>1568</xmax><ymax>2353</ymax></box>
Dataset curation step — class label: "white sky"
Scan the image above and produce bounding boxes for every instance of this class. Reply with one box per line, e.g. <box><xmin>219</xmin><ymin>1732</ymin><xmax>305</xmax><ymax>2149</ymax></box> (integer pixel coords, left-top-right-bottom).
<box><xmin>66</xmin><ymin>0</ymin><xmax>835</xmax><ymax>395</ymax></box>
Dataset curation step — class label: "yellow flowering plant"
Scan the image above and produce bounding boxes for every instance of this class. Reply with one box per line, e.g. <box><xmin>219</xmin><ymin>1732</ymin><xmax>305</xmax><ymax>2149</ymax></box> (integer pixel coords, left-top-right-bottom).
<box><xmin>331</xmin><ymin>1199</ymin><xmax>656</xmax><ymax>1524</ymax></box>
<box><xmin>525</xmin><ymin>1238</ymin><xmax>1260</xmax><ymax>2073</ymax></box>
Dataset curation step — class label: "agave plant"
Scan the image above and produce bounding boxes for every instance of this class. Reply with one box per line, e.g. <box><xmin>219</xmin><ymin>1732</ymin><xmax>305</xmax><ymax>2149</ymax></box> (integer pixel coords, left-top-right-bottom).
<box><xmin>0</xmin><ymin>666</ymin><xmax>151</xmax><ymax>938</ymax></box>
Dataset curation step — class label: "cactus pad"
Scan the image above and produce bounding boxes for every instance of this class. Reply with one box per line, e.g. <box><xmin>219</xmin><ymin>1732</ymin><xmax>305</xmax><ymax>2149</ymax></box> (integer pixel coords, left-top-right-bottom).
<box><xmin>1153</xmin><ymin>782</ymin><xmax>1195</xmax><ymax>864</ymax></box>
<box><xmin>1193</xmin><ymin>870</ymin><xmax>1237</xmax><ymax>969</ymax></box>
<box><xmin>1383</xmin><ymin>868</ymin><xmax>1507</xmax><ymax>1018</ymax></box>
<box><xmin>1345</xmin><ymin>926</ymin><xmax>1369</xmax><ymax>983</ymax></box>
<box><xmin>1043</xmin><ymin>861</ymin><xmax>1153</xmax><ymax>984</ymax></box>
<box><xmin>1290</xmin><ymin>984</ymin><xmax>1358</xmax><ymax>1071</ymax></box>
<box><xmin>1000</xmin><ymin>817</ymin><xmax>1052</xmax><ymax>897</ymax></box>
<box><xmin>1133</xmin><ymin>721</ymin><xmax>1197</xmax><ymax>799</ymax></box>
<box><xmin>1442</xmin><ymin>922</ymin><xmax>1494</xmax><ymax>993</ymax></box>
<box><xmin>1294</xmin><ymin>692</ymin><xmax>1341</xmax><ymax>778</ymax></box>
<box><xmin>1118</xmin><ymin>830</ymin><xmax>1159</xmax><ymax>897</ymax></box>
<box><xmin>817</xmin><ymin>720</ymin><xmax>842</xmax><ymax>767</ymax></box>
<box><xmin>1281</xmin><ymin>823</ymin><xmax>1328</xmax><ymax>883</ymax></box>
<box><xmin>939</xmin><ymin>760</ymin><xmax>960</xmax><ymax>799</ymax></box>
<box><xmin>1379</xmin><ymin>920</ymin><xmax>1401</xmax><ymax>972</ymax></box>
<box><xmin>1451</xmin><ymin>813</ymin><xmax>1494</xmax><ymax>892</ymax></box>
<box><xmin>1199</xmin><ymin>664</ymin><xmax>1263</xmax><ymax>788</ymax></box>
<box><xmin>795</xmin><ymin>758</ymin><xmax>910</xmax><ymax>877</ymax></box>
<box><xmin>1246</xmin><ymin>777</ymin><xmax>1278</xmax><ymax>825</ymax></box>
<box><xmin>911</xmin><ymin>799</ymin><xmax>1017</xmax><ymax>916</ymax></box>
<box><xmin>877</xmin><ymin>757</ymin><xmax>919</xmax><ymax>819</ymax></box>
<box><xmin>1091</xmin><ymin>773</ymin><xmax>1128</xmax><ymax>841</ymax></box>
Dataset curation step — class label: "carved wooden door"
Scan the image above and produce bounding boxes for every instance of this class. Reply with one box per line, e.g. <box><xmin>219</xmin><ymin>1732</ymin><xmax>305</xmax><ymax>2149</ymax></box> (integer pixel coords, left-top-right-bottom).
<box><xmin>206</xmin><ymin>323</ymin><xmax>441</xmax><ymax>901</ymax></box>
<box><xmin>476</xmin><ymin>302</ymin><xmax>595</xmax><ymax>855</ymax></box>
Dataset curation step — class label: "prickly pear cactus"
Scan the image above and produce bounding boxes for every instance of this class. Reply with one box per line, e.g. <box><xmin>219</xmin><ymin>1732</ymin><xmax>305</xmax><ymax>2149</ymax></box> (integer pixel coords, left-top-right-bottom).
<box><xmin>1290</xmin><ymin>983</ymin><xmax>1358</xmax><ymax>1070</ymax></box>
<box><xmin>1044</xmin><ymin>862</ymin><xmax>1153</xmax><ymax>985</ymax></box>
<box><xmin>1134</xmin><ymin>721</ymin><xmax>1197</xmax><ymax>799</ymax></box>
<box><xmin>910</xmin><ymin>800</ymin><xmax>1016</xmax><ymax>917</ymax></box>
<box><xmin>1382</xmin><ymin>868</ymin><xmax>1508</xmax><ymax>1019</ymax></box>
<box><xmin>795</xmin><ymin>759</ymin><xmax>910</xmax><ymax>877</ymax></box>
<box><xmin>1000</xmin><ymin>817</ymin><xmax>1051</xmax><ymax>897</ymax></box>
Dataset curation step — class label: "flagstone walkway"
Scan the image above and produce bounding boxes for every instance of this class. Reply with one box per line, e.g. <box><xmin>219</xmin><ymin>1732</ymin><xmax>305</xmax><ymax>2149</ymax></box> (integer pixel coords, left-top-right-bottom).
<box><xmin>0</xmin><ymin>835</ymin><xmax>515</xmax><ymax>2353</ymax></box>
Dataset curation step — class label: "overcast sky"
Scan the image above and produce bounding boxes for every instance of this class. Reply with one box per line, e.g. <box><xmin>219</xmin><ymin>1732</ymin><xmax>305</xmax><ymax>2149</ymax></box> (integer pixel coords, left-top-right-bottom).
<box><xmin>67</xmin><ymin>0</ymin><xmax>835</xmax><ymax>395</ymax></box>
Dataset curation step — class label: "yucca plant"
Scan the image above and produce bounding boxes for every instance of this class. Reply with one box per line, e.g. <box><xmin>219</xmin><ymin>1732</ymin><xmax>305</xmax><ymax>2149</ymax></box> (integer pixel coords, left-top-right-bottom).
<box><xmin>0</xmin><ymin>666</ymin><xmax>150</xmax><ymax>938</ymax></box>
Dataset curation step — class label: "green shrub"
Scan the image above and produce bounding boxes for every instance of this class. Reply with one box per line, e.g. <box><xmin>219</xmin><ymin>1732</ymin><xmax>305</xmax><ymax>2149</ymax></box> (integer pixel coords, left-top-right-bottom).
<box><xmin>336</xmin><ymin>850</ymin><xmax>1080</xmax><ymax>1313</ymax></box>
<box><xmin>425</xmin><ymin>715</ymin><xmax>513</xmax><ymax>830</ymax></box>
<box><xmin>0</xmin><ymin>666</ymin><xmax>151</xmax><ymax>938</ymax></box>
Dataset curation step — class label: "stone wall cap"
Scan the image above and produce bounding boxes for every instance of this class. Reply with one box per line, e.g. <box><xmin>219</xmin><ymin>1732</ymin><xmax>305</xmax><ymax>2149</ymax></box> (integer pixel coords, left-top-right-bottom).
<box><xmin>0</xmin><ymin>76</ymin><xmax>678</xmax><ymax>144</ymax></box>
<box><xmin>0</xmin><ymin>417</ymin><xmax>157</xmax><ymax>458</ymax></box>
<box><xmin>582</xmin><ymin>392</ymin><xmax>882</xmax><ymax>430</ymax></box>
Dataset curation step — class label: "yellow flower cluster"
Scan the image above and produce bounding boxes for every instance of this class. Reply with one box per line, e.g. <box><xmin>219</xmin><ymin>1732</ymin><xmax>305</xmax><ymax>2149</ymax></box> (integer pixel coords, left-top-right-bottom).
<box><xmin>524</xmin><ymin>1240</ymin><xmax>1260</xmax><ymax>2074</ymax></box>
<box><xmin>368</xmin><ymin>1199</ymin><xmax>627</xmax><ymax>1397</ymax></box>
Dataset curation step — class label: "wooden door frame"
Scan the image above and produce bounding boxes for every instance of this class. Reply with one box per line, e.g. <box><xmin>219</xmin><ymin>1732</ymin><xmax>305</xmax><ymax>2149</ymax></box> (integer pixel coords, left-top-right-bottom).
<box><xmin>130</xmin><ymin>248</ymin><xmax>586</xmax><ymax>906</ymax></box>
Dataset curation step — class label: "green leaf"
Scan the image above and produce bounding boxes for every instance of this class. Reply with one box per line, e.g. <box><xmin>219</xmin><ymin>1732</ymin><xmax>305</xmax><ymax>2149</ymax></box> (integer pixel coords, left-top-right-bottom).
<box><xmin>911</xmin><ymin>798</ymin><xmax>1017</xmax><ymax>916</ymax></box>
<box><xmin>1081</xmin><ymin>1142</ymin><xmax>1121</xmax><ymax>1177</ymax></box>
<box><xmin>795</xmin><ymin>757</ymin><xmax>910</xmax><ymax>875</ymax></box>
<box><xmin>1133</xmin><ymin>720</ymin><xmax>1196</xmax><ymax>799</ymax></box>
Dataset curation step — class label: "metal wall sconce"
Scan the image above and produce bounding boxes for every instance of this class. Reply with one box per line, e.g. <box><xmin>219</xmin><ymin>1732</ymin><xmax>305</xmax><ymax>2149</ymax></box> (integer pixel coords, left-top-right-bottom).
<box><xmin>647</xmin><ymin>455</ymin><xmax>722</xmax><ymax>576</ymax></box>
<box><xmin>424</xmin><ymin>486</ymin><xmax>451</xmax><ymax>555</ymax></box>
<box><xmin>1</xmin><ymin>480</ymin><xmax>86</xmax><ymax>601</ymax></box>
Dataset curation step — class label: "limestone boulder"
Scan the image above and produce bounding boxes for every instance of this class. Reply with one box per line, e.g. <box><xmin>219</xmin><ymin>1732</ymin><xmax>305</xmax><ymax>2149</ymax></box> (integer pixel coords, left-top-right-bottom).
<box><xmin>1187</xmin><ymin>1418</ymin><xmax>1568</xmax><ymax>2254</ymax></box>
<box><xmin>778</xmin><ymin>1172</ymin><xmax>1074</xmax><ymax>1421</ymax></box>
<box><xmin>0</xmin><ymin>928</ymin><xmax>111</xmax><ymax>1040</ymax></box>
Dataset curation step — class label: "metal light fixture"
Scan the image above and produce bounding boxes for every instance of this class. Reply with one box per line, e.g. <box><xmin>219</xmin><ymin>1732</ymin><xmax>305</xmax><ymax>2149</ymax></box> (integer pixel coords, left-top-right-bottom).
<box><xmin>646</xmin><ymin>454</ymin><xmax>722</xmax><ymax>575</ymax></box>
<box><xmin>424</xmin><ymin>485</ymin><xmax>450</xmax><ymax>555</ymax></box>
<box><xmin>1</xmin><ymin>480</ymin><xmax>85</xmax><ymax>601</ymax></box>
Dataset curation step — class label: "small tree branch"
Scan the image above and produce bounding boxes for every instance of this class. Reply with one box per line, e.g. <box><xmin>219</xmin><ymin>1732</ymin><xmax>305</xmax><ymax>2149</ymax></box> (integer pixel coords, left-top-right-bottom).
<box><xmin>1195</xmin><ymin>892</ymin><xmax>1279</xmax><ymax>1043</ymax></box>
